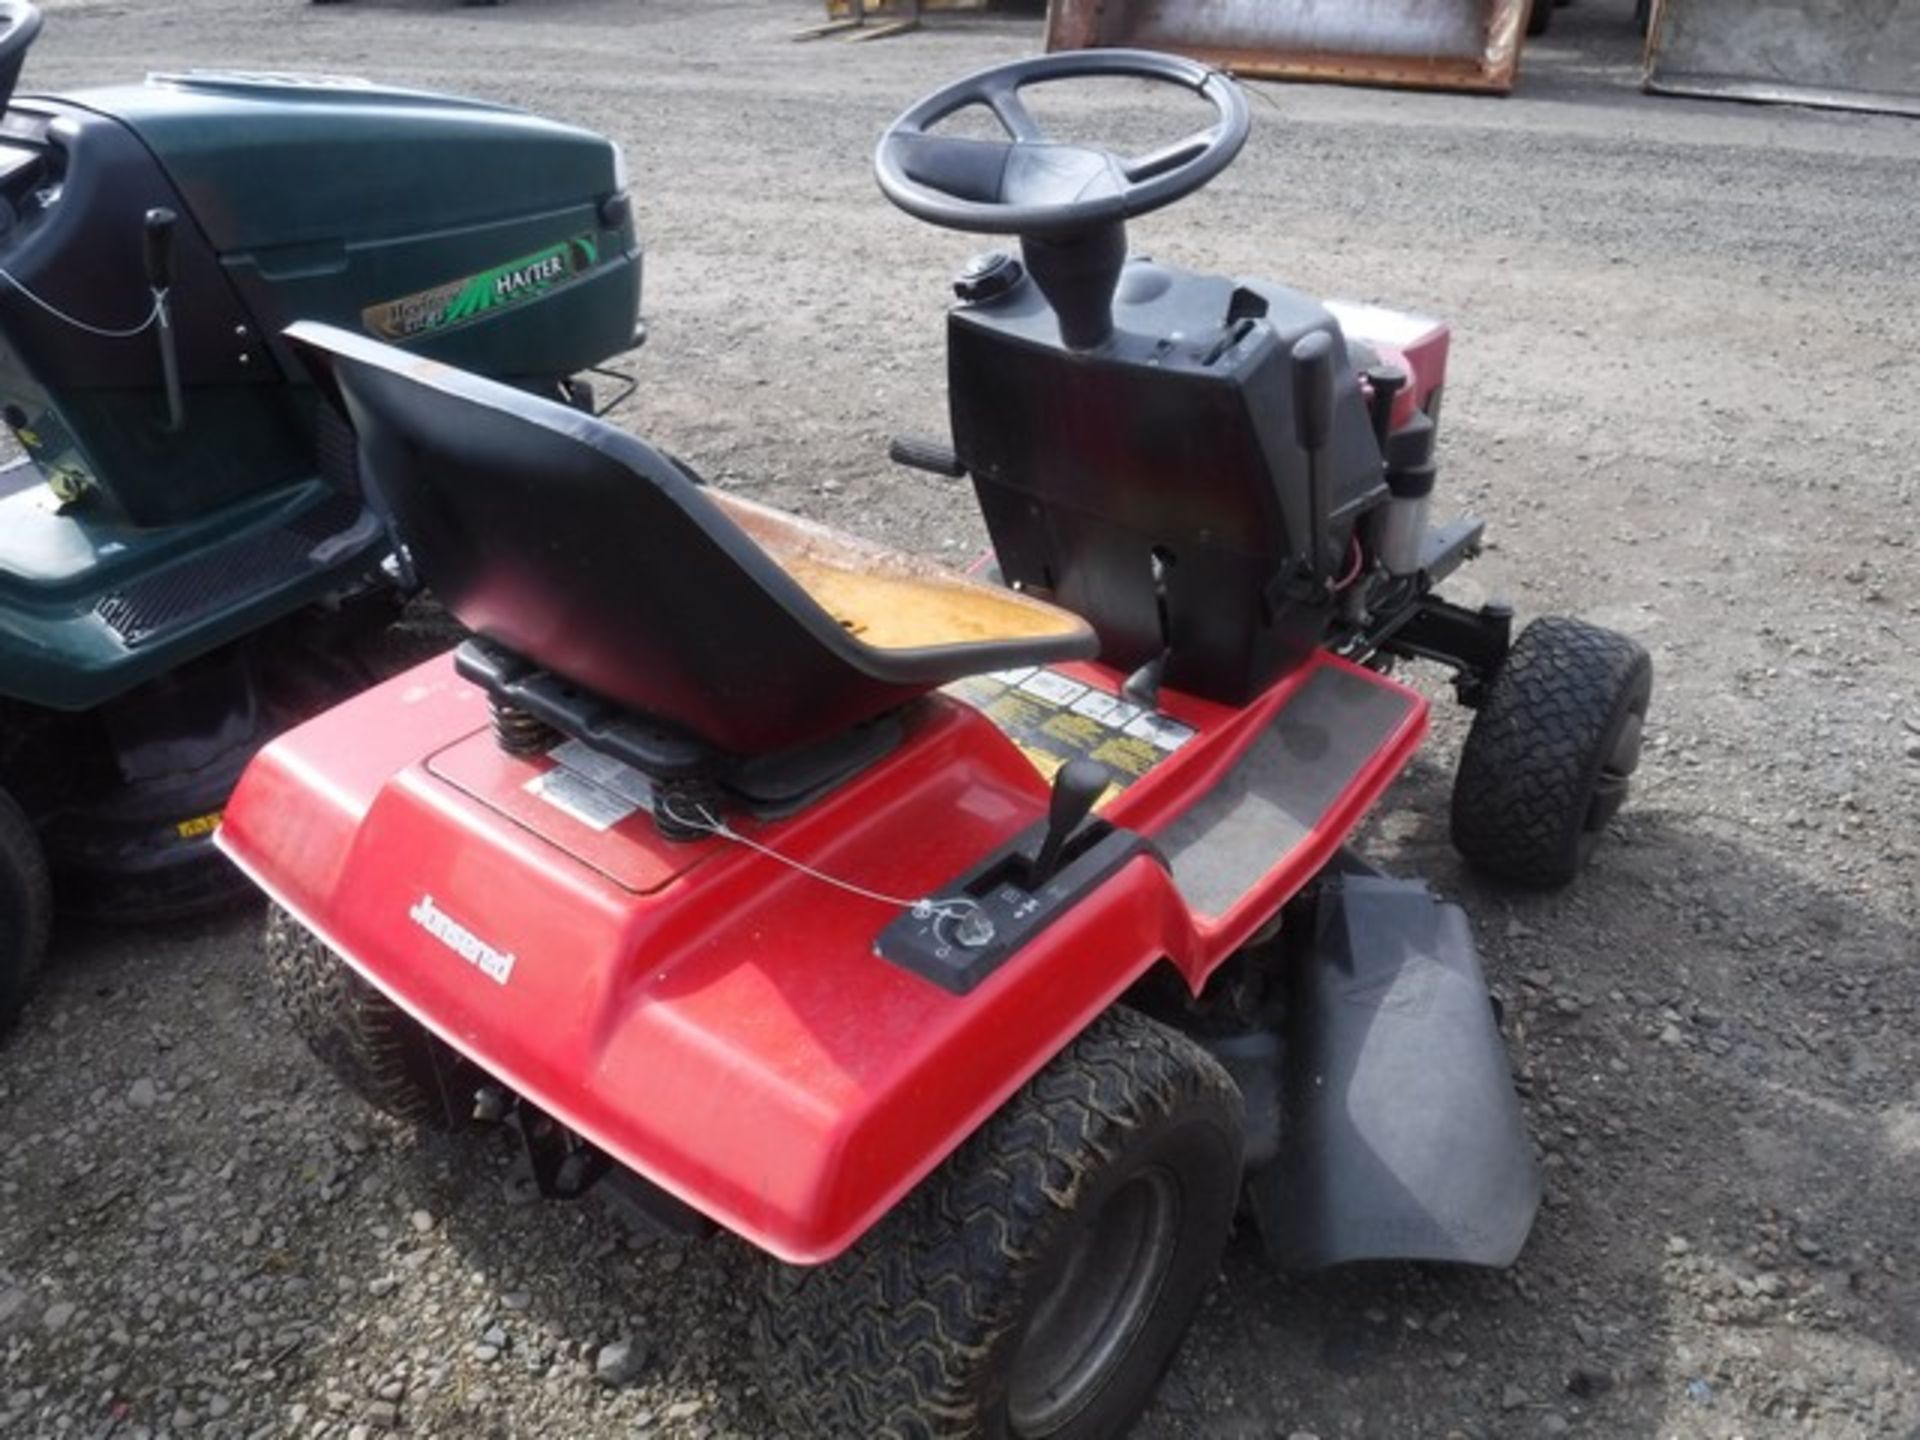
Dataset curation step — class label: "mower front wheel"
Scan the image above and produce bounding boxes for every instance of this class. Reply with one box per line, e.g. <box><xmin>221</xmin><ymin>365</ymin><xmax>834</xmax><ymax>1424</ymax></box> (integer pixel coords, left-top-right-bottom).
<box><xmin>265</xmin><ymin>906</ymin><xmax>462</xmax><ymax>1129</ymax></box>
<box><xmin>756</xmin><ymin>1005</ymin><xmax>1244</xmax><ymax>1440</ymax></box>
<box><xmin>0</xmin><ymin>786</ymin><xmax>52</xmax><ymax>1037</ymax></box>
<box><xmin>1451</xmin><ymin>616</ymin><xmax>1652</xmax><ymax>888</ymax></box>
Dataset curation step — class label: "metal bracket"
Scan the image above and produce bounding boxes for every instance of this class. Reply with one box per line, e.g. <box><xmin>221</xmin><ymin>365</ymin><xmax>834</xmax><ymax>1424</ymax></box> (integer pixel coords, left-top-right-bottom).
<box><xmin>1372</xmin><ymin>594</ymin><xmax>1513</xmax><ymax>707</ymax></box>
<box><xmin>499</xmin><ymin>1100</ymin><xmax>612</xmax><ymax>1200</ymax></box>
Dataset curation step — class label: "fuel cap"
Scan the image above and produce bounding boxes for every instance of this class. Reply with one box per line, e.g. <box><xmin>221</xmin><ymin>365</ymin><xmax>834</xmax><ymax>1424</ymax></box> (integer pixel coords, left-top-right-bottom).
<box><xmin>954</xmin><ymin>250</ymin><xmax>1022</xmax><ymax>304</ymax></box>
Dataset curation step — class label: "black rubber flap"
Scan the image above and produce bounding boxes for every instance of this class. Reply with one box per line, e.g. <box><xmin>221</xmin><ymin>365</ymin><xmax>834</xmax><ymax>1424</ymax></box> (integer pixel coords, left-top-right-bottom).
<box><xmin>1253</xmin><ymin>876</ymin><xmax>1539</xmax><ymax>1269</ymax></box>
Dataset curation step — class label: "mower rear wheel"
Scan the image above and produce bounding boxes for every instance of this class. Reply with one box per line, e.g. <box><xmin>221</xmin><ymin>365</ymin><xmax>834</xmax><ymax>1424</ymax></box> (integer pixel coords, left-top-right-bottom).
<box><xmin>0</xmin><ymin>786</ymin><xmax>52</xmax><ymax>1037</ymax></box>
<box><xmin>265</xmin><ymin>905</ymin><xmax>461</xmax><ymax>1129</ymax></box>
<box><xmin>755</xmin><ymin>1005</ymin><xmax>1244</xmax><ymax>1440</ymax></box>
<box><xmin>1451</xmin><ymin>616</ymin><xmax>1653</xmax><ymax>888</ymax></box>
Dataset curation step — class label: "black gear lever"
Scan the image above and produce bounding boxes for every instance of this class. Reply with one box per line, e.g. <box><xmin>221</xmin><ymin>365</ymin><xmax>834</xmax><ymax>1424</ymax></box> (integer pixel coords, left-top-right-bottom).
<box><xmin>1028</xmin><ymin>759</ymin><xmax>1108</xmax><ymax>888</ymax></box>
<box><xmin>1292</xmin><ymin>330</ymin><xmax>1336</xmax><ymax>588</ymax></box>
<box><xmin>143</xmin><ymin>207</ymin><xmax>184</xmax><ymax>432</ymax></box>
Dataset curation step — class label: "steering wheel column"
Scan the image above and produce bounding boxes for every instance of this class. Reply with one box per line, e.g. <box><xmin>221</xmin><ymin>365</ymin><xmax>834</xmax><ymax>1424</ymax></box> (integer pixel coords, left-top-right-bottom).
<box><xmin>1019</xmin><ymin>220</ymin><xmax>1129</xmax><ymax>350</ymax></box>
<box><xmin>0</xmin><ymin>2</ymin><xmax>44</xmax><ymax>119</ymax></box>
<box><xmin>874</xmin><ymin>50</ymin><xmax>1250</xmax><ymax>351</ymax></box>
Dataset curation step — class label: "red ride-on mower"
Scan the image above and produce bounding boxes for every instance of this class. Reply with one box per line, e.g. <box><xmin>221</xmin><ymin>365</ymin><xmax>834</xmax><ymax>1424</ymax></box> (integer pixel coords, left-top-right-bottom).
<box><xmin>220</xmin><ymin>51</ymin><xmax>1651</xmax><ymax>1439</ymax></box>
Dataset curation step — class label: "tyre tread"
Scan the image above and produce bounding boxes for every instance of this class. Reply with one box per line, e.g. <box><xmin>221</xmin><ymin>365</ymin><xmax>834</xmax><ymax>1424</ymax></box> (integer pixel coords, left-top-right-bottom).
<box><xmin>1451</xmin><ymin>616</ymin><xmax>1652</xmax><ymax>888</ymax></box>
<box><xmin>264</xmin><ymin>905</ymin><xmax>456</xmax><ymax>1128</ymax></box>
<box><xmin>0</xmin><ymin>787</ymin><xmax>51</xmax><ymax>1035</ymax></box>
<box><xmin>754</xmin><ymin>1006</ymin><xmax>1242</xmax><ymax>1440</ymax></box>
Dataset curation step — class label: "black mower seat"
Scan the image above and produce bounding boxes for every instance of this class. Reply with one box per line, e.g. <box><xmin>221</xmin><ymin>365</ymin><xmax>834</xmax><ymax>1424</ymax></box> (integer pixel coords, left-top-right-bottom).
<box><xmin>286</xmin><ymin>322</ymin><xmax>1096</xmax><ymax>757</ymax></box>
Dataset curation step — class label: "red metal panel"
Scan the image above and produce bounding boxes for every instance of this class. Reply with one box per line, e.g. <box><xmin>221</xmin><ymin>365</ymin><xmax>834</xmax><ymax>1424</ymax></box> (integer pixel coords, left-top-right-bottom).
<box><xmin>428</xmin><ymin>732</ymin><xmax>715</xmax><ymax>896</ymax></box>
<box><xmin>1326</xmin><ymin>301</ymin><xmax>1452</xmax><ymax>429</ymax></box>
<box><xmin>218</xmin><ymin>649</ymin><xmax>1426</xmax><ymax>1262</ymax></box>
<box><xmin>1045</xmin><ymin>0</ymin><xmax>1531</xmax><ymax>94</ymax></box>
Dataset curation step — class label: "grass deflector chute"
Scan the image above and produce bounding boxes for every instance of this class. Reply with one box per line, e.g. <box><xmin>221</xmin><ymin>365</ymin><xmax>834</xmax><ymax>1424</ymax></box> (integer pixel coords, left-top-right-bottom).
<box><xmin>223</xmin><ymin>49</ymin><xmax>1652</xmax><ymax>1439</ymax></box>
<box><xmin>0</xmin><ymin>0</ymin><xmax>641</xmax><ymax>1031</ymax></box>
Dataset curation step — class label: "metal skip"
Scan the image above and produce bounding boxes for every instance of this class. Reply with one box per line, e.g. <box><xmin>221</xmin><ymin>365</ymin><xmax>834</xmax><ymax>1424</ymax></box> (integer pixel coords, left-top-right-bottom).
<box><xmin>1044</xmin><ymin>0</ymin><xmax>1531</xmax><ymax>94</ymax></box>
<box><xmin>1645</xmin><ymin>0</ymin><xmax>1920</xmax><ymax>118</ymax></box>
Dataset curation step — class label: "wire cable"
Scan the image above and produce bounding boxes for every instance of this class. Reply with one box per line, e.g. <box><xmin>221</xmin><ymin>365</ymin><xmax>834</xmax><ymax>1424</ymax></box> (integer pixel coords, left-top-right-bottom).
<box><xmin>0</xmin><ymin>269</ymin><xmax>162</xmax><ymax>339</ymax></box>
<box><xmin>656</xmin><ymin>795</ymin><xmax>993</xmax><ymax>936</ymax></box>
<box><xmin>1332</xmin><ymin>534</ymin><xmax>1367</xmax><ymax>591</ymax></box>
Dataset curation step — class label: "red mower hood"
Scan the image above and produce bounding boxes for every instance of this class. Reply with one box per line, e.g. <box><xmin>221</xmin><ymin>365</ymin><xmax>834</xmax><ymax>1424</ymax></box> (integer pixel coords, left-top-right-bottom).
<box><xmin>218</xmin><ymin>651</ymin><xmax>1424</xmax><ymax>1261</ymax></box>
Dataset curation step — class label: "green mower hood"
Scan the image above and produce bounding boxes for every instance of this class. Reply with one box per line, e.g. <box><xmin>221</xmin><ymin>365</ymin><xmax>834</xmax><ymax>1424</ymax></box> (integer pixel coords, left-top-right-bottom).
<box><xmin>62</xmin><ymin>71</ymin><xmax>621</xmax><ymax>255</ymax></box>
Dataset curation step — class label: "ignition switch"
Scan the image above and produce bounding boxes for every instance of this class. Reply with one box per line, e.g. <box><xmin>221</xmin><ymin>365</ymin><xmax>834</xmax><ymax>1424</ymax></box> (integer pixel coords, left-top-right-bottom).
<box><xmin>953</xmin><ymin>250</ymin><xmax>1021</xmax><ymax>304</ymax></box>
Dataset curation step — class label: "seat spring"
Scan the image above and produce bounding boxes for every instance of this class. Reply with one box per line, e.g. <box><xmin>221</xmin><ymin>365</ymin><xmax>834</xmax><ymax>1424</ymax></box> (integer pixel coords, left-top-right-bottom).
<box><xmin>492</xmin><ymin>697</ymin><xmax>556</xmax><ymax>755</ymax></box>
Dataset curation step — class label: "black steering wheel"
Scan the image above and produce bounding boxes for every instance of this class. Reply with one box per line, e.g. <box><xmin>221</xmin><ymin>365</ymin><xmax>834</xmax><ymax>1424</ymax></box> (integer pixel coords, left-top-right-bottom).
<box><xmin>874</xmin><ymin>49</ymin><xmax>1250</xmax><ymax>240</ymax></box>
<box><xmin>0</xmin><ymin>2</ymin><xmax>41</xmax><ymax>118</ymax></box>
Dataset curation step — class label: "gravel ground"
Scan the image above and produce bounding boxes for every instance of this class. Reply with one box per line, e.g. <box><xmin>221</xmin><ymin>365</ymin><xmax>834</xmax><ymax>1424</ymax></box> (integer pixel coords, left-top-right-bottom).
<box><xmin>4</xmin><ymin>1</ymin><xmax>1919</xmax><ymax>1437</ymax></box>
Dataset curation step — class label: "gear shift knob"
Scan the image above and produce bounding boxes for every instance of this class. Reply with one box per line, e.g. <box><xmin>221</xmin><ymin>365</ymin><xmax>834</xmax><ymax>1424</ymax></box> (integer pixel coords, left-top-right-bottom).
<box><xmin>1029</xmin><ymin>759</ymin><xmax>1108</xmax><ymax>887</ymax></box>
<box><xmin>143</xmin><ymin>207</ymin><xmax>176</xmax><ymax>291</ymax></box>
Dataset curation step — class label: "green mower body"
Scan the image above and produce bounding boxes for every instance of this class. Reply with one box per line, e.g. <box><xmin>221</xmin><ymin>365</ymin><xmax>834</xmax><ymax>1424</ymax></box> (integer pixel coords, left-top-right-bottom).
<box><xmin>0</xmin><ymin>71</ymin><xmax>640</xmax><ymax>709</ymax></box>
<box><xmin>0</xmin><ymin>2</ymin><xmax>642</xmax><ymax>1030</ymax></box>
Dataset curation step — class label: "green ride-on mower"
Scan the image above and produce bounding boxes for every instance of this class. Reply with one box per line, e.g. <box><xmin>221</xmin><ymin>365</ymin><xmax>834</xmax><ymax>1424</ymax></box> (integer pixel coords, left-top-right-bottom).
<box><xmin>0</xmin><ymin>0</ymin><xmax>642</xmax><ymax>1034</ymax></box>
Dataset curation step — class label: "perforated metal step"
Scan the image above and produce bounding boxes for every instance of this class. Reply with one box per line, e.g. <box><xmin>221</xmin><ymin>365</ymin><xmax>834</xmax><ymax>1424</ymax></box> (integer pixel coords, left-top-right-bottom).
<box><xmin>94</xmin><ymin>492</ymin><xmax>369</xmax><ymax>647</ymax></box>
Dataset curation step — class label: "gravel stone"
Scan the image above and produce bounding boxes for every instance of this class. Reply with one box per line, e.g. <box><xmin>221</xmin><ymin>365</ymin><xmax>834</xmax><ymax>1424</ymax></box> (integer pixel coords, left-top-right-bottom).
<box><xmin>595</xmin><ymin>1339</ymin><xmax>646</xmax><ymax>1387</ymax></box>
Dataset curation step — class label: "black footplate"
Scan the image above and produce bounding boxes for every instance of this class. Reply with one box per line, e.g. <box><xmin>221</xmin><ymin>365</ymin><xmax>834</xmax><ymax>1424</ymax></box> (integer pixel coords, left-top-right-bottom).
<box><xmin>1157</xmin><ymin>664</ymin><xmax>1418</xmax><ymax>917</ymax></box>
<box><xmin>875</xmin><ymin>822</ymin><xmax>1153</xmax><ymax>996</ymax></box>
<box><xmin>95</xmin><ymin>492</ymin><xmax>375</xmax><ymax>647</ymax></box>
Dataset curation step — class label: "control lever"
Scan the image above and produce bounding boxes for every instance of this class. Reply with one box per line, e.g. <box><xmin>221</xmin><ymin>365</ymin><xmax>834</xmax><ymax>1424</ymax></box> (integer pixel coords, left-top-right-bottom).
<box><xmin>1364</xmin><ymin>363</ymin><xmax>1407</xmax><ymax>454</ymax></box>
<box><xmin>144</xmin><ymin>208</ymin><xmax>184</xmax><ymax>432</ymax></box>
<box><xmin>888</xmin><ymin>434</ymin><xmax>966</xmax><ymax>478</ymax></box>
<box><xmin>1028</xmin><ymin>759</ymin><xmax>1108</xmax><ymax>888</ymax></box>
<box><xmin>1291</xmin><ymin>331</ymin><xmax>1336</xmax><ymax>588</ymax></box>
<box><xmin>1121</xmin><ymin>651</ymin><xmax>1166</xmax><ymax>709</ymax></box>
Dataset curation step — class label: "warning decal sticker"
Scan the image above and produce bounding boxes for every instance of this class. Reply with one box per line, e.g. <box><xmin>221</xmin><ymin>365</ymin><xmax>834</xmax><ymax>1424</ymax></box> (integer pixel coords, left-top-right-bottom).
<box><xmin>944</xmin><ymin>667</ymin><xmax>1197</xmax><ymax>802</ymax></box>
<box><xmin>523</xmin><ymin>737</ymin><xmax>656</xmax><ymax>832</ymax></box>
